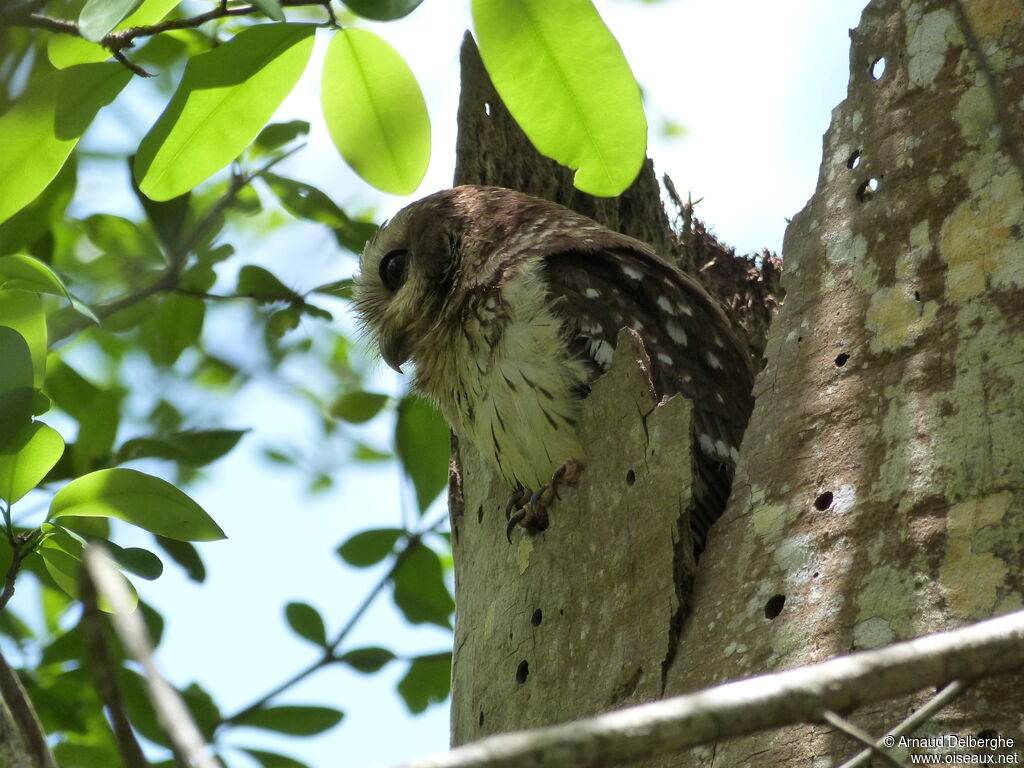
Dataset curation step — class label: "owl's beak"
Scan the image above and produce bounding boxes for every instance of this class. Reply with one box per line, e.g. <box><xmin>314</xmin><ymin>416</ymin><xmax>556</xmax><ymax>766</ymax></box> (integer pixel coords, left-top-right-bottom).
<box><xmin>380</xmin><ymin>333</ymin><xmax>410</xmax><ymax>374</ymax></box>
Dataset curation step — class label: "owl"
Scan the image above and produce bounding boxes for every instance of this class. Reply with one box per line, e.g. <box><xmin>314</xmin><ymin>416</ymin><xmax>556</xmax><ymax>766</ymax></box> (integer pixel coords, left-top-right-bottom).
<box><xmin>354</xmin><ymin>186</ymin><xmax>755</xmax><ymax>552</ymax></box>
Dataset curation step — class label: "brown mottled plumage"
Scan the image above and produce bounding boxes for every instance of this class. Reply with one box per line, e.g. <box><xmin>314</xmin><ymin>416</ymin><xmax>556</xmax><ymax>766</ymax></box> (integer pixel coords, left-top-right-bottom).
<box><xmin>354</xmin><ymin>186</ymin><xmax>754</xmax><ymax>551</ymax></box>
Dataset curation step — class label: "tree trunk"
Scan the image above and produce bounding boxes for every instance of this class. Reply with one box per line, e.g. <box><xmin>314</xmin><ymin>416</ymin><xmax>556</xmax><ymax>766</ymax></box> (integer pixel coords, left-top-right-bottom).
<box><xmin>448</xmin><ymin>0</ymin><xmax>1024</xmax><ymax>763</ymax></box>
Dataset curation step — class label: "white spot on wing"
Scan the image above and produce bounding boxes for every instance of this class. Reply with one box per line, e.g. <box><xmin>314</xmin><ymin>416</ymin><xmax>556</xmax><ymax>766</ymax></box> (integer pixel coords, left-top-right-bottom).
<box><xmin>666</xmin><ymin>319</ymin><xmax>687</xmax><ymax>346</ymax></box>
<box><xmin>584</xmin><ymin>288</ymin><xmax>601</xmax><ymax>299</ymax></box>
<box><xmin>621</xmin><ymin>265</ymin><xmax>643</xmax><ymax>281</ymax></box>
<box><xmin>590</xmin><ymin>339</ymin><xmax>615</xmax><ymax>370</ymax></box>
<box><xmin>698</xmin><ymin>433</ymin><xmax>716</xmax><ymax>456</ymax></box>
<box><xmin>657</xmin><ymin>352</ymin><xmax>674</xmax><ymax>368</ymax></box>
<box><xmin>657</xmin><ymin>295</ymin><xmax>675</xmax><ymax>314</ymax></box>
<box><xmin>705</xmin><ymin>351</ymin><xmax>722</xmax><ymax>369</ymax></box>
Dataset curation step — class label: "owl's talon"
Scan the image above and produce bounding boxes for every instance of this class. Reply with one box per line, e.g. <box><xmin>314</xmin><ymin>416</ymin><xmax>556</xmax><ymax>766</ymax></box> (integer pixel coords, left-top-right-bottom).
<box><xmin>506</xmin><ymin>508</ymin><xmax>527</xmax><ymax>542</ymax></box>
<box><xmin>505</xmin><ymin>487</ymin><xmax>529</xmax><ymax>521</ymax></box>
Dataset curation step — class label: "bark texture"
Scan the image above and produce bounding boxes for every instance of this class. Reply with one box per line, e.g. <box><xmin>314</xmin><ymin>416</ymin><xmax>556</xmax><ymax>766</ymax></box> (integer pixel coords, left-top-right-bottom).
<box><xmin>667</xmin><ymin>0</ymin><xmax>1024</xmax><ymax>764</ymax></box>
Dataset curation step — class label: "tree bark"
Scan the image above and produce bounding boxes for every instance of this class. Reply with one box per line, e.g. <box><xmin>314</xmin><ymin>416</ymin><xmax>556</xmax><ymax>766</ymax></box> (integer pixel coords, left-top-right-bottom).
<box><xmin>448</xmin><ymin>0</ymin><xmax>1024</xmax><ymax>762</ymax></box>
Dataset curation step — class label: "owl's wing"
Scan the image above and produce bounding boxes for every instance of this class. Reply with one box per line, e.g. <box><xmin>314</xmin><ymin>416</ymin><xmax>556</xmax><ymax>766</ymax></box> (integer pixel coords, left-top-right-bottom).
<box><xmin>541</xmin><ymin>246</ymin><xmax>755</xmax><ymax>551</ymax></box>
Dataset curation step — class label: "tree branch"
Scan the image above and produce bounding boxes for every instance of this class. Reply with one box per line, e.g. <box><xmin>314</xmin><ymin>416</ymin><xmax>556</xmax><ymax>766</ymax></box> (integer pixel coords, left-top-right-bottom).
<box><xmin>0</xmin><ymin>648</ymin><xmax>57</xmax><ymax>768</ymax></box>
<box><xmin>373</xmin><ymin>610</ymin><xmax>1024</xmax><ymax>768</ymax></box>
<box><xmin>0</xmin><ymin>530</ymin><xmax>41</xmax><ymax>612</ymax></box>
<box><xmin>14</xmin><ymin>0</ymin><xmax>333</xmax><ymax>50</ymax></box>
<box><xmin>820</xmin><ymin>710</ymin><xmax>905</xmax><ymax>768</ymax></box>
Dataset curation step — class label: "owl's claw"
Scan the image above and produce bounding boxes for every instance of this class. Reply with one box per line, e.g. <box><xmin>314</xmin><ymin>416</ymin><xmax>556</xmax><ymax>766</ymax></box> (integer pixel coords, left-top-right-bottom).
<box><xmin>504</xmin><ymin>459</ymin><xmax>585</xmax><ymax>542</ymax></box>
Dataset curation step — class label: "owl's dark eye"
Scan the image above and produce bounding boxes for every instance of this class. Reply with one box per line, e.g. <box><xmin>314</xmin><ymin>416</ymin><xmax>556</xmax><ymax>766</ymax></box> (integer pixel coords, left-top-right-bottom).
<box><xmin>379</xmin><ymin>249</ymin><xmax>409</xmax><ymax>292</ymax></box>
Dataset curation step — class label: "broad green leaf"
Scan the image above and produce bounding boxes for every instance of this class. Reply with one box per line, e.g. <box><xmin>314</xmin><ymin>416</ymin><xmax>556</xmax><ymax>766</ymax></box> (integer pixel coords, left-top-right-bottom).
<box><xmin>330</xmin><ymin>391</ymin><xmax>388</xmax><ymax>424</ymax></box>
<box><xmin>0</xmin><ymin>327</ymin><xmax>34</xmax><ymax>452</ymax></box>
<box><xmin>129</xmin><ymin>159</ymin><xmax>191</xmax><ymax>256</ymax></box>
<box><xmin>354</xmin><ymin>443</ymin><xmax>390</xmax><ymax>462</ymax></box>
<box><xmin>321</xmin><ymin>29</ymin><xmax>430</xmax><ymax>195</ymax></box>
<box><xmin>105</xmin><ymin>542</ymin><xmax>163</xmax><ymax>580</ymax></box>
<box><xmin>0</xmin><ymin>156</ymin><xmax>77</xmax><ymax>257</ymax></box>
<box><xmin>154</xmin><ymin>535</ymin><xmax>206</xmax><ymax>582</ymax></box>
<box><xmin>251</xmin><ymin>0</ymin><xmax>285</xmax><ymax>21</ymax></box>
<box><xmin>53</xmin><ymin>743</ymin><xmax>121</xmax><ymax>768</ymax></box>
<box><xmin>39</xmin><ymin>530</ymin><xmax>139</xmax><ymax>611</ymax></box>
<box><xmin>284</xmin><ymin>602</ymin><xmax>327</xmax><ymax>647</ymax></box>
<box><xmin>339</xmin><ymin>646</ymin><xmax>395</xmax><ymax>673</ymax></box>
<box><xmin>135</xmin><ymin>23</ymin><xmax>315</xmax><ymax>201</ymax></box>
<box><xmin>342</xmin><ymin>0</ymin><xmax>425</xmax><ymax>21</ymax></box>
<box><xmin>139</xmin><ymin>294</ymin><xmax>205</xmax><ymax>366</ymax></box>
<box><xmin>0</xmin><ymin>63</ymin><xmax>130</xmax><ymax>225</ymax></box>
<box><xmin>49</xmin><ymin>0</ymin><xmax>183</xmax><ymax>68</ymax></box>
<box><xmin>79</xmin><ymin>0</ymin><xmax>145</xmax><ymax>42</ymax></box>
<box><xmin>397</xmin><ymin>652</ymin><xmax>451</xmax><ymax>714</ymax></box>
<box><xmin>255</xmin><ymin>120</ymin><xmax>310</xmax><ymax>153</ymax></box>
<box><xmin>44</xmin><ymin>361</ymin><xmax>121</xmax><ymax>475</ymax></box>
<box><xmin>267</xmin><ymin>306</ymin><xmax>301</xmax><ymax>338</ymax></box>
<box><xmin>472</xmin><ymin>0</ymin><xmax>647</xmax><ymax>196</ymax></box>
<box><xmin>49</xmin><ymin>468</ymin><xmax>226</xmax><ymax>541</ymax></box>
<box><xmin>337</xmin><ymin>528</ymin><xmax>402</xmax><ymax>567</ymax></box>
<box><xmin>311</xmin><ymin>278</ymin><xmax>354</xmax><ymax>301</ymax></box>
<box><xmin>391</xmin><ymin>542</ymin><xmax>454</xmax><ymax>628</ymax></box>
<box><xmin>237</xmin><ymin>265</ymin><xmax>299</xmax><ymax>302</ymax></box>
<box><xmin>241</xmin><ymin>748</ymin><xmax>310</xmax><ymax>768</ymax></box>
<box><xmin>0</xmin><ymin>421</ymin><xmax>65</xmax><ymax>504</ymax></box>
<box><xmin>0</xmin><ymin>290</ymin><xmax>47</xmax><ymax>385</ymax></box>
<box><xmin>262</xmin><ymin>173</ymin><xmax>378</xmax><ymax>252</ymax></box>
<box><xmin>118</xmin><ymin>429</ymin><xmax>246</xmax><ymax>466</ymax></box>
<box><xmin>235</xmin><ymin>705</ymin><xmax>343</xmax><ymax>736</ymax></box>
<box><xmin>395</xmin><ymin>394</ymin><xmax>449</xmax><ymax>513</ymax></box>
<box><xmin>0</xmin><ymin>255</ymin><xmax>71</xmax><ymax>298</ymax></box>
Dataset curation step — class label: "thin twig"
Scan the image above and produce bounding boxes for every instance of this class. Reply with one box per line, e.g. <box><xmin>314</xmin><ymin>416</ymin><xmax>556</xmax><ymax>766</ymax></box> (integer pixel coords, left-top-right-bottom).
<box><xmin>950</xmin><ymin>0</ymin><xmax>1024</xmax><ymax>185</ymax></box>
<box><xmin>0</xmin><ymin>530</ymin><xmax>41</xmax><ymax>611</ymax></box>
<box><xmin>80</xmin><ymin>565</ymin><xmax>151</xmax><ymax>768</ymax></box>
<box><xmin>372</xmin><ymin>611</ymin><xmax>1024</xmax><ymax>768</ymax></box>
<box><xmin>113</xmin><ymin>49</ymin><xmax>154</xmax><ymax>78</ymax></box>
<box><xmin>220</xmin><ymin>510</ymin><xmax>450</xmax><ymax>726</ymax></box>
<box><xmin>821</xmin><ymin>710</ymin><xmax>905</xmax><ymax>768</ymax></box>
<box><xmin>0</xmin><ymin>647</ymin><xmax>57</xmax><ymax>768</ymax></box>
<box><xmin>836</xmin><ymin>681</ymin><xmax>971</xmax><ymax>768</ymax></box>
<box><xmin>84</xmin><ymin>545</ymin><xmax>223</xmax><ymax>768</ymax></box>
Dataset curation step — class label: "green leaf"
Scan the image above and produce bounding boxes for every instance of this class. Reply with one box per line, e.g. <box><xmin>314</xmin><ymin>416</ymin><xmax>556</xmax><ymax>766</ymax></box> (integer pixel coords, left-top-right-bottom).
<box><xmin>342</xmin><ymin>0</ymin><xmax>425</xmax><ymax>21</ymax></box>
<box><xmin>395</xmin><ymin>394</ymin><xmax>449</xmax><ymax>513</ymax></box>
<box><xmin>49</xmin><ymin>468</ymin><xmax>226</xmax><ymax>541</ymax></box>
<box><xmin>472</xmin><ymin>0</ymin><xmax>647</xmax><ymax>196</ymax></box>
<box><xmin>49</xmin><ymin>0</ymin><xmax>183</xmax><ymax>68</ymax></box>
<box><xmin>0</xmin><ymin>255</ymin><xmax>71</xmax><ymax>298</ymax></box>
<box><xmin>0</xmin><ymin>156</ymin><xmax>77</xmax><ymax>258</ymax></box>
<box><xmin>339</xmin><ymin>646</ymin><xmax>395</xmax><ymax>673</ymax></box>
<box><xmin>330</xmin><ymin>391</ymin><xmax>388</xmax><ymax>424</ymax></box>
<box><xmin>0</xmin><ymin>421</ymin><xmax>65</xmax><ymax>504</ymax></box>
<box><xmin>254</xmin><ymin>120</ymin><xmax>310</xmax><ymax>152</ymax></box>
<box><xmin>397</xmin><ymin>652</ymin><xmax>451</xmax><ymax>714</ymax></box>
<box><xmin>0</xmin><ymin>290</ymin><xmax>47</xmax><ymax>386</ymax></box>
<box><xmin>129</xmin><ymin>159</ymin><xmax>191</xmax><ymax>256</ymax></box>
<box><xmin>262</xmin><ymin>173</ymin><xmax>378</xmax><ymax>252</ymax></box>
<box><xmin>79</xmin><ymin>0</ymin><xmax>145</xmax><ymax>42</ymax></box>
<box><xmin>0</xmin><ymin>63</ymin><xmax>131</xmax><ymax>224</ymax></box>
<box><xmin>235</xmin><ymin>705</ymin><xmax>343</xmax><ymax>736</ymax></box>
<box><xmin>106</xmin><ymin>541</ymin><xmax>164</xmax><ymax>580</ymax></box>
<box><xmin>118</xmin><ymin>429</ymin><xmax>246</xmax><ymax>467</ymax></box>
<box><xmin>154</xmin><ymin>535</ymin><xmax>206</xmax><ymax>582</ymax></box>
<box><xmin>139</xmin><ymin>294</ymin><xmax>205</xmax><ymax>366</ymax></box>
<box><xmin>237</xmin><ymin>265</ymin><xmax>299</xmax><ymax>302</ymax></box>
<box><xmin>337</xmin><ymin>528</ymin><xmax>402</xmax><ymax>567</ymax></box>
<box><xmin>321</xmin><ymin>29</ymin><xmax>430</xmax><ymax>195</ymax></box>
<box><xmin>39</xmin><ymin>530</ymin><xmax>139</xmax><ymax>611</ymax></box>
<box><xmin>267</xmin><ymin>306</ymin><xmax>301</xmax><ymax>338</ymax></box>
<box><xmin>241</xmin><ymin>748</ymin><xmax>310</xmax><ymax>768</ymax></box>
<box><xmin>391</xmin><ymin>542</ymin><xmax>453</xmax><ymax>628</ymax></box>
<box><xmin>354</xmin><ymin>443</ymin><xmax>390</xmax><ymax>461</ymax></box>
<box><xmin>252</xmin><ymin>0</ymin><xmax>285</xmax><ymax>21</ymax></box>
<box><xmin>0</xmin><ymin>327</ymin><xmax>34</xmax><ymax>453</ymax></box>
<box><xmin>311</xmin><ymin>278</ymin><xmax>354</xmax><ymax>301</ymax></box>
<box><xmin>284</xmin><ymin>602</ymin><xmax>327</xmax><ymax>647</ymax></box>
<box><xmin>135</xmin><ymin>23</ymin><xmax>315</xmax><ymax>201</ymax></box>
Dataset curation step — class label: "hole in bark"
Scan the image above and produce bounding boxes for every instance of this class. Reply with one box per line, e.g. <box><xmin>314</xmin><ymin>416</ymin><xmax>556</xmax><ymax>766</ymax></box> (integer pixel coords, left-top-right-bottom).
<box><xmin>856</xmin><ymin>178</ymin><xmax>879</xmax><ymax>201</ymax></box>
<box><xmin>814</xmin><ymin>491</ymin><xmax>834</xmax><ymax>510</ymax></box>
<box><xmin>516</xmin><ymin>660</ymin><xmax>529</xmax><ymax>683</ymax></box>
<box><xmin>847</xmin><ymin>150</ymin><xmax>862</xmax><ymax>169</ymax></box>
<box><xmin>764</xmin><ymin>594</ymin><xmax>786</xmax><ymax>619</ymax></box>
<box><xmin>914</xmin><ymin>290</ymin><xmax>921</xmax><ymax>301</ymax></box>
<box><xmin>812</xmin><ymin>571</ymin><xmax>820</xmax><ymax>579</ymax></box>
<box><xmin>531</xmin><ymin>609</ymin><xmax>543</xmax><ymax>626</ymax></box>
<box><xmin>977</xmin><ymin>729</ymin><xmax>999</xmax><ymax>741</ymax></box>
<box><xmin>479</xmin><ymin>710</ymin><xmax>484</xmax><ymax>726</ymax></box>
<box><xmin>559</xmin><ymin>608</ymin><xmax>565</xmax><ymax>616</ymax></box>
<box><xmin>477</xmin><ymin>505</ymin><xmax>483</xmax><ymax>523</ymax></box>
<box><xmin>870</xmin><ymin>57</ymin><xmax>886</xmax><ymax>79</ymax></box>
<box><xmin>626</xmin><ymin>469</ymin><xmax>636</xmax><ymax>485</ymax></box>
<box><xmin>834</xmin><ymin>353</ymin><xmax>849</xmax><ymax>367</ymax></box>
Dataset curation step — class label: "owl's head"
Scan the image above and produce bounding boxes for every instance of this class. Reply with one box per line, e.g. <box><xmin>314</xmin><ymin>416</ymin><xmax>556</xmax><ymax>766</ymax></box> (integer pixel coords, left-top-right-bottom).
<box><xmin>354</xmin><ymin>185</ymin><xmax>585</xmax><ymax>372</ymax></box>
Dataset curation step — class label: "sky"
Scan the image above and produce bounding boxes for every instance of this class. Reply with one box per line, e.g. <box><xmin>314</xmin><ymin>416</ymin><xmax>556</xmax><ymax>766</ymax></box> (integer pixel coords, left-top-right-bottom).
<box><xmin>63</xmin><ymin>1</ymin><xmax>873</xmax><ymax>767</ymax></box>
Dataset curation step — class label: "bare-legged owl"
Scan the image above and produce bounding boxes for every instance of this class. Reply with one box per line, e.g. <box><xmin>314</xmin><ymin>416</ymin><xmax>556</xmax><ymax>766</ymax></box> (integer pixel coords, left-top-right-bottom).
<box><xmin>354</xmin><ymin>186</ymin><xmax>755</xmax><ymax>552</ymax></box>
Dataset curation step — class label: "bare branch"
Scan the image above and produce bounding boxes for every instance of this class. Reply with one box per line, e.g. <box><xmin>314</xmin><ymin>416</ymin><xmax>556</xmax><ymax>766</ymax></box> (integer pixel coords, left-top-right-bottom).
<box><xmin>374</xmin><ymin>610</ymin><xmax>1024</xmax><ymax>768</ymax></box>
<box><xmin>84</xmin><ymin>546</ymin><xmax>223</xmax><ymax>768</ymax></box>
<box><xmin>0</xmin><ymin>647</ymin><xmax>57</xmax><ymax>768</ymax></box>
<box><xmin>820</xmin><ymin>710</ymin><xmax>905</xmax><ymax>768</ymax></box>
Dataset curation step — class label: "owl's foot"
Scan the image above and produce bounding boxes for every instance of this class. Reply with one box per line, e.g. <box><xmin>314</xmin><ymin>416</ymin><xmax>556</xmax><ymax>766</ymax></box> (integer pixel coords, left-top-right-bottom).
<box><xmin>505</xmin><ymin>459</ymin><xmax>585</xmax><ymax>542</ymax></box>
